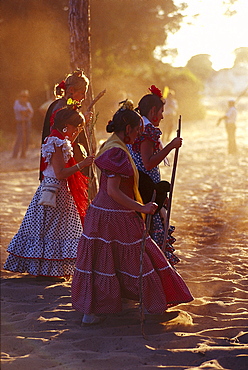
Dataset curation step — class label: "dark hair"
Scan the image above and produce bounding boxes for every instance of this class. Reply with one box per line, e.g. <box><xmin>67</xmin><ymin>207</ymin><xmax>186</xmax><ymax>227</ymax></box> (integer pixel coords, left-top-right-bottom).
<box><xmin>137</xmin><ymin>94</ymin><xmax>164</xmax><ymax>117</ymax></box>
<box><xmin>53</xmin><ymin>107</ymin><xmax>84</xmax><ymax>131</ymax></box>
<box><xmin>54</xmin><ymin>69</ymin><xmax>89</xmax><ymax>98</ymax></box>
<box><xmin>106</xmin><ymin>100</ymin><xmax>142</xmax><ymax>133</ymax></box>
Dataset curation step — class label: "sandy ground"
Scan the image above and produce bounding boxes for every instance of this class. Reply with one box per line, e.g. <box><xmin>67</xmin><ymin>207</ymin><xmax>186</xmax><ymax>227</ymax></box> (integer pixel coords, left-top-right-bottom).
<box><xmin>1</xmin><ymin>109</ymin><xmax>248</xmax><ymax>369</ymax></box>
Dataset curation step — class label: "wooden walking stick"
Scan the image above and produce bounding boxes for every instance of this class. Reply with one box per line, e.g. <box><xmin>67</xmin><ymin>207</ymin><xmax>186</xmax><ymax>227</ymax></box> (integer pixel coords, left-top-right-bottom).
<box><xmin>139</xmin><ymin>189</ymin><xmax>156</xmax><ymax>339</ymax></box>
<box><xmin>72</xmin><ymin>89</ymin><xmax>106</xmax><ymax>200</ymax></box>
<box><xmin>86</xmin><ymin>89</ymin><xmax>106</xmax><ymax>200</ymax></box>
<box><xmin>162</xmin><ymin>115</ymin><xmax>181</xmax><ymax>252</ymax></box>
<box><xmin>86</xmin><ymin>89</ymin><xmax>106</xmax><ymax>114</ymax></box>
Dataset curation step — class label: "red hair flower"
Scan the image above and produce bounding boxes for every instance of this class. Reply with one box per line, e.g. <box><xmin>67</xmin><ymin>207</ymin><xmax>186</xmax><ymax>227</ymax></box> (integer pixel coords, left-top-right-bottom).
<box><xmin>149</xmin><ymin>85</ymin><xmax>163</xmax><ymax>98</ymax></box>
<box><xmin>58</xmin><ymin>80</ymin><xmax>66</xmax><ymax>90</ymax></box>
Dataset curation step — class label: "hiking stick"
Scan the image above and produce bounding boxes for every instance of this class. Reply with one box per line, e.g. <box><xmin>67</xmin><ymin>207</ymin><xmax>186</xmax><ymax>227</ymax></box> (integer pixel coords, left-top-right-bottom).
<box><xmin>72</xmin><ymin>89</ymin><xmax>106</xmax><ymax>145</ymax></box>
<box><xmin>73</xmin><ymin>90</ymin><xmax>106</xmax><ymax>200</ymax></box>
<box><xmin>139</xmin><ymin>189</ymin><xmax>156</xmax><ymax>339</ymax></box>
<box><xmin>87</xmin><ymin>90</ymin><xmax>106</xmax><ymax>198</ymax></box>
<box><xmin>162</xmin><ymin>115</ymin><xmax>181</xmax><ymax>251</ymax></box>
<box><xmin>86</xmin><ymin>89</ymin><xmax>106</xmax><ymax>114</ymax></box>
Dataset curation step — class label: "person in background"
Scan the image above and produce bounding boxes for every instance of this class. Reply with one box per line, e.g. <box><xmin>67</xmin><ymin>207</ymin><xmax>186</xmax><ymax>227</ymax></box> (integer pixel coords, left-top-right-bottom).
<box><xmin>128</xmin><ymin>85</ymin><xmax>182</xmax><ymax>266</ymax></box>
<box><xmin>12</xmin><ymin>90</ymin><xmax>34</xmax><ymax>159</ymax></box>
<box><xmin>217</xmin><ymin>99</ymin><xmax>237</xmax><ymax>155</ymax></box>
<box><xmin>162</xmin><ymin>90</ymin><xmax>178</xmax><ymax>142</ymax></box>
<box><xmin>4</xmin><ymin>106</ymin><xmax>94</xmax><ymax>280</ymax></box>
<box><xmin>71</xmin><ymin>100</ymin><xmax>193</xmax><ymax>325</ymax></box>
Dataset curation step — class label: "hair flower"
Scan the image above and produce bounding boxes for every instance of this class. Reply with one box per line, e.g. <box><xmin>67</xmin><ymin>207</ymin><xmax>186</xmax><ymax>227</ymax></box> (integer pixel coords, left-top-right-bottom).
<box><xmin>149</xmin><ymin>85</ymin><xmax>163</xmax><ymax>98</ymax></box>
<box><xmin>66</xmin><ymin>98</ymin><xmax>82</xmax><ymax>110</ymax></box>
<box><xmin>58</xmin><ymin>80</ymin><xmax>66</xmax><ymax>90</ymax></box>
<box><xmin>119</xmin><ymin>99</ymin><xmax>134</xmax><ymax>111</ymax></box>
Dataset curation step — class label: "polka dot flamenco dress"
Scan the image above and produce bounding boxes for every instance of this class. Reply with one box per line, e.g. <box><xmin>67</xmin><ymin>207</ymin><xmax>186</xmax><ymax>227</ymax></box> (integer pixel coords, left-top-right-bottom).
<box><xmin>4</xmin><ymin>136</ymin><xmax>83</xmax><ymax>278</ymax></box>
<box><xmin>128</xmin><ymin>121</ymin><xmax>180</xmax><ymax>265</ymax></box>
<box><xmin>71</xmin><ymin>147</ymin><xmax>193</xmax><ymax>315</ymax></box>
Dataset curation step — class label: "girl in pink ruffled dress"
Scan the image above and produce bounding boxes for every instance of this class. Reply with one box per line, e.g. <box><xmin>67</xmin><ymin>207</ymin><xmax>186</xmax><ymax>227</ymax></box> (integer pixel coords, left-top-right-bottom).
<box><xmin>71</xmin><ymin>100</ymin><xmax>193</xmax><ymax>325</ymax></box>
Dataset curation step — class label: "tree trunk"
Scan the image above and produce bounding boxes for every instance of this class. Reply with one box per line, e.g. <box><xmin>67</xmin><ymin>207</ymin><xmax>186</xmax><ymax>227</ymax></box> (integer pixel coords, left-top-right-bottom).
<box><xmin>69</xmin><ymin>0</ymin><xmax>97</xmax><ymax>199</ymax></box>
<box><xmin>69</xmin><ymin>0</ymin><xmax>92</xmax><ymax>106</ymax></box>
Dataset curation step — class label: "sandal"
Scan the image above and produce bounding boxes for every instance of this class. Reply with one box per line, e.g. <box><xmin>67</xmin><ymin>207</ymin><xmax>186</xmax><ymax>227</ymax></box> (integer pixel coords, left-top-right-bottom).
<box><xmin>81</xmin><ymin>314</ymin><xmax>106</xmax><ymax>326</ymax></box>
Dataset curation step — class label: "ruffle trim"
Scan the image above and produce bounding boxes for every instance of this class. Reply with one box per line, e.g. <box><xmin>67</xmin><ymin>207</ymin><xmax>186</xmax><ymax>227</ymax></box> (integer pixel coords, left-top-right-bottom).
<box><xmin>132</xmin><ymin>123</ymin><xmax>162</xmax><ymax>152</ymax></box>
<box><xmin>4</xmin><ymin>254</ymin><xmax>76</xmax><ymax>277</ymax></box>
<box><xmin>42</xmin><ymin>136</ymin><xmax>73</xmax><ymax>165</ymax></box>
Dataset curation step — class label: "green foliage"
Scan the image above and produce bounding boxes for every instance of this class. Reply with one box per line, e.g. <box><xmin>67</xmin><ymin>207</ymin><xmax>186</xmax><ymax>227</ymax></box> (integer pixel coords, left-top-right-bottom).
<box><xmin>90</xmin><ymin>0</ymin><xmax>184</xmax><ymax>71</ymax></box>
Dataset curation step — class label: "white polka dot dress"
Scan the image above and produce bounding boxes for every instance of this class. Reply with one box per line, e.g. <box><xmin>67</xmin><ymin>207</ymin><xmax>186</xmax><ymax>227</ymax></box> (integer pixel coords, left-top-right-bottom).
<box><xmin>4</xmin><ymin>140</ymin><xmax>83</xmax><ymax>277</ymax></box>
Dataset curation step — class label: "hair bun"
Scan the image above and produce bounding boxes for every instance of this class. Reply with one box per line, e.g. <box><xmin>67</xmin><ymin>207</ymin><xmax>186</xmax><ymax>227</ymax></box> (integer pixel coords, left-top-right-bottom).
<box><xmin>106</xmin><ymin>120</ymin><xmax>115</xmax><ymax>133</ymax></box>
<box><xmin>119</xmin><ymin>99</ymin><xmax>134</xmax><ymax>111</ymax></box>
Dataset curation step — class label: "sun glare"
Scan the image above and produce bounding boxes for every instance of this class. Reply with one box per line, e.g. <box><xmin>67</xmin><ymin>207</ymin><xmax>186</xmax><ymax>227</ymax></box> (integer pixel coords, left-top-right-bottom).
<box><xmin>164</xmin><ymin>0</ymin><xmax>248</xmax><ymax>70</ymax></box>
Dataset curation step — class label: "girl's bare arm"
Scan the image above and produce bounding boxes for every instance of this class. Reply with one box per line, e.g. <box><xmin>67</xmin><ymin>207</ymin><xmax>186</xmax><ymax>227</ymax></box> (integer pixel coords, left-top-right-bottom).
<box><xmin>141</xmin><ymin>137</ymin><xmax>182</xmax><ymax>171</ymax></box>
<box><xmin>51</xmin><ymin>146</ymin><xmax>94</xmax><ymax>180</ymax></box>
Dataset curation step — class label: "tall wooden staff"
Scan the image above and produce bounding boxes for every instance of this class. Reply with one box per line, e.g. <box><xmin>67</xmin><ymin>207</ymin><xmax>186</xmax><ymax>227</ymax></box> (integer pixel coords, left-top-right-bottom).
<box><xmin>162</xmin><ymin>115</ymin><xmax>181</xmax><ymax>251</ymax></box>
<box><xmin>139</xmin><ymin>190</ymin><xmax>156</xmax><ymax>338</ymax></box>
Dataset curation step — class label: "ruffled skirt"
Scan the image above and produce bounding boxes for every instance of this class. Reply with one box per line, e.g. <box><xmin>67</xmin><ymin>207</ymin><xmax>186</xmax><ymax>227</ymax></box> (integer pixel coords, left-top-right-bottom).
<box><xmin>4</xmin><ymin>177</ymin><xmax>83</xmax><ymax>277</ymax></box>
<box><xmin>71</xmin><ymin>201</ymin><xmax>193</xmax><ymax>314</ymax></box>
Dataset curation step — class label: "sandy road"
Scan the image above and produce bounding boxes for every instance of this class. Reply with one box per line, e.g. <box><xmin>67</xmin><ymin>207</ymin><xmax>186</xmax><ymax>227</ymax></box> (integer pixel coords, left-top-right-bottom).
<box><xmin>1</xmin><ymin>111</ymin><xmax>248</xmax><ymax>370</ymax></box>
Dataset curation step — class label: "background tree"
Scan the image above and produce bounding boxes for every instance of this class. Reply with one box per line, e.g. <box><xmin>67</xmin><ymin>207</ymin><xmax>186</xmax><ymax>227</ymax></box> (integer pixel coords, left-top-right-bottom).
<box><xmin>69</xmin><ymin>0</ymin><xmax>92</xmax><ymax>108</ymax></box>
<box><xmin>233</xmin><ymin>47</ymin><xmax>248</xmax><ymax>68</ymax></box>
<box><xmin>0</xmin><ymin>0</ymin><xmax>205</xmax><ymax>137</ymax></box>
<box><xmin>69</xmin><ymin>0</ymin><xmax>97</xmax><ymax>154</ymax></box>
<box><xmin>186</xmin><ymin>54</ymin><xmax>214</xmax><ymax>80</ymax></box>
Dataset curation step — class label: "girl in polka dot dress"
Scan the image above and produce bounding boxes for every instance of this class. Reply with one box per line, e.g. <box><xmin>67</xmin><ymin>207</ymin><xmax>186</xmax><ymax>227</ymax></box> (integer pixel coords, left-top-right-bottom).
<box><xmin>128</xmin><ymin>85</ymin><xmax>182</xmax><ymax>266</ymax></box>
<box><xmin>71</xmin><ymin>100</ymin><xmax>193</xmax><ymax>325</ymax></box>
<box><xmin>4</xmin><ymin>107</ymin><xmax>94</xmax><ymax>279</ymax></box>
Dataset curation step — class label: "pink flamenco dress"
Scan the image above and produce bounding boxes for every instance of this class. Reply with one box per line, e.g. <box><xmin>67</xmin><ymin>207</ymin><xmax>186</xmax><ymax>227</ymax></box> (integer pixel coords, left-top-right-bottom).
<box><xmin>71</xmin><ymin>147</ymin><xmax>193</xmax><ymax>315</ymax></box>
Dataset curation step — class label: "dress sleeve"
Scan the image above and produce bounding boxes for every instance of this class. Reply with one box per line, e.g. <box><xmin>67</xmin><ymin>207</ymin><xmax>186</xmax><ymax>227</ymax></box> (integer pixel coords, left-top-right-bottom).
<box><xmin>142</xmin><ymin>123</ymin><xmax>162</xmax><ymax>143</ymax></box>
<box><xmin>132</xmin><ymin>123</ymin><xmax>162</xmax><ymax>152</ymax></box>
<box><xmin>42</xmin><ymin>136</ymin><xmax>73</xmax><ymax>164</ymax></box>
<box><xmin>95</xmin><ymin>147</ymin><xmax>134</xmax><ymax>177</ymax></box>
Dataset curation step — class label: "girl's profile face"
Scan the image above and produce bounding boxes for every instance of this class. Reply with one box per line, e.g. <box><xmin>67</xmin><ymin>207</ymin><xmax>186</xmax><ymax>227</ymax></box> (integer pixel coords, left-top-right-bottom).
<box><xmin>153</xmin><ymin>106</ymin><xmax>164</xmax><ymax>127</ymax></box>
<box><xmin>64</xmin><ymin>124</ymin><xmax>80</xmax><ymax>140</ymax></box>
<box><xmin>71</xmin><ymin>87</ymin><xmax>87</xmax><ymax>102</ymax></box>
<box><xmin>128</xmin><ymin>124</ymin><xmax>140</xmax><ymax>144</ymax></box>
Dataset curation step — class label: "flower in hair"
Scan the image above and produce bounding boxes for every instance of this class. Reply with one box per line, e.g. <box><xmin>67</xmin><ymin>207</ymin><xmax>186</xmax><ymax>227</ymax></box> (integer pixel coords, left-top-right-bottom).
<box><xmin>58</xmin><ymin>80</ymin><xmax>66</xmax><ymax>90</ymax></box>
<box><xmin>119</xmin><ymin>99</ymin><xmax>134</xmax><ymax>111</ymax></box>
<box><xmin>149</xmin><ymin>85</ymin><xmax>163</xmax><ymax>98</ymax></box>
<box><xmin>67</xmin><ymin>98</ymin><xmax>82</xmax><ymax>110</ymax></box>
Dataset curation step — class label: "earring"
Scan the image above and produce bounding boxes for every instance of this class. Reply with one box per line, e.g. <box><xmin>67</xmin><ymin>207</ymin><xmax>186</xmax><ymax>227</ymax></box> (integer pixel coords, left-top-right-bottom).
<box><xmin>62</xmin><ymin>127</ymin><xmax>67</xmax><ymax>133</ymax></box>
<box><xmin>124</xmin><ymin>135</ymin><xmax>130</xmax><ymax>144</ymax></box>
<box><xmin>153</xmin><ymin>116</ymin><xmax>158</xmax><ymax>122</ymax></box>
